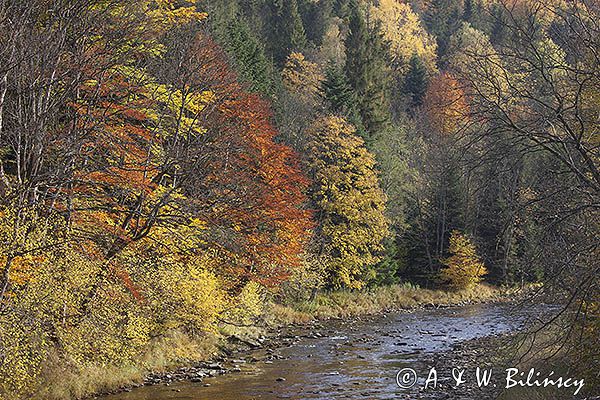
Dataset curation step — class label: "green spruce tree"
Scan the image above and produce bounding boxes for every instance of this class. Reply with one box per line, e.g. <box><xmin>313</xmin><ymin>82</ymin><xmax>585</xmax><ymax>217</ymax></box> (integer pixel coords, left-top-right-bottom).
<box><xmin>404</xmin><ymin>53</ymin><xmax>428</xmax><ymax>108</ymax></box>
<box><xmin>463</xmin><ymin>0</ymin><xmax>474</xmax><ymax>23</ymax></box>
<box><xmin>298</xmin><ymin>0</ymin><xmax>334</xmax><ymax>46</ymax></box>
<box><xmin>223</xmin><ymin>19</ymin><xmax>275</xmax><ymax>95</ymax></box>
<box><xmin>344</xmin><ymin>1</ymin><xmax>391</xmax><ymax>141</ymax></box>
<box><xmin>424</xmin><ymin>0</ymin><xmax>464</xmax><ymax>59</ymax></box>
<box><xmin>267</xmin><ymin>0</ymin><xmax>307</xmax><ymax>67</ymax></box>
<box><xmin>321</xmin><ymin>65</ymin><xmax>365</xmax><ymax>135</ymax></box>
<box><xmin>462</xmin><ymin>0</ymin><xmax>487</xmax><ymax>32</ymax></box>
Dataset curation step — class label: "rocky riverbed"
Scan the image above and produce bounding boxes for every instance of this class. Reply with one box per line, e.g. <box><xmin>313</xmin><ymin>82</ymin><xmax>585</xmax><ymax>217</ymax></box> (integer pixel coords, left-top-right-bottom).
<box><xmin>100</xmin><ymin>302</ymin><xmax>584</xmax><ymax>400</ymax></box>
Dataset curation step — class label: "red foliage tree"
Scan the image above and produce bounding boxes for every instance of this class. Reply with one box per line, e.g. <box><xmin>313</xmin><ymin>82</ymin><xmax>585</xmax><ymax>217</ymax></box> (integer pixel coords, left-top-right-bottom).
<box><xmin>423</xmin><ymin>72</ymin><xmax>469</xmax><ymax>136</ymax></box>
<box><xmin>48</xmin><ymin>27</ymin><xmax>312</xmax><ymax>291</ymax></box>
<box><xmin>178</xmin><ymin>34</ymin><xmax>313</xmax><ymax>287</ymax></box>
<box><xmin>67</xmin><ymin>69</ymin><xmax>160</xmax><ymax>254</ymax></box>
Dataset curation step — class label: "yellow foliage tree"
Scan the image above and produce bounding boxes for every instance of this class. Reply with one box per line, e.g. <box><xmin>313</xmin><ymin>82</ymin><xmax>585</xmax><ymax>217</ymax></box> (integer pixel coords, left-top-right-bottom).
<box><xmin>0</xmin><ymin>204</ymin><xmax>255</xmax><ymax>399</ymax></box>
<box><xmin>447</xmin><ymin>23</ymin><xmax>509</xmax><ymax>105</ymax></box>
<box><xmin>368</xmin><ymin>0</ymin><xmax>438</xmax><ymax>76</ymax></box>
<box><xmin>282</xmin><ymin>52</ymin><xmax>324</xmax><ymax>104</ymax></box>
<box><xmin>305</xmin><ymin>116</ymin><xmax>390</xmax><ymax>289</ymax></box>
<box><xmin>440</xmin><ymin>230</ymin><xmax>487</xmax><ymax>290</ymax></box>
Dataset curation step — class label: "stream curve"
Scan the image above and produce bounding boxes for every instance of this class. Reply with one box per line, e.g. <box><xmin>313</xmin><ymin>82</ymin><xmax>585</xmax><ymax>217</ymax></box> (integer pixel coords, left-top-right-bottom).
<box><xmin>104</xmin><ymin>302</ymin><xmax>555</xmax><ymax>400</ymax></box>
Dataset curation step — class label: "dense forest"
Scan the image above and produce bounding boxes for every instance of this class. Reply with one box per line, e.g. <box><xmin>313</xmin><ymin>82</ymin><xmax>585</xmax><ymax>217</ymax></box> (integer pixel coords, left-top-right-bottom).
<box><xmin>0</xmin><ymin>0</ymin><xmax>598</xmax><ymax>398</ymax></box>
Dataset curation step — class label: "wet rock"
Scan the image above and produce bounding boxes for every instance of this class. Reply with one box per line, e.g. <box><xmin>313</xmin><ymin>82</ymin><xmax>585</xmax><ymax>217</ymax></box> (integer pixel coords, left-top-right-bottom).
<box><xmin>228</xmin><ymin>335</ymin><xmax>261</xmax><ymax>348</ymax></box>
<box><xmin>204</xmin><ymin>362</ymin><xmax>223</xmax><ymax>370</ymax></box>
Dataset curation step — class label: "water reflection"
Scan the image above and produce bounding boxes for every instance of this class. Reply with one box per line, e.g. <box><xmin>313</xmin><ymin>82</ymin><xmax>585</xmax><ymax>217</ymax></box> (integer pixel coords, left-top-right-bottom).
<box><xmin>105</xmin><ymin>303</ymin><xmax>554</xmax><ymax>400</ymax></box>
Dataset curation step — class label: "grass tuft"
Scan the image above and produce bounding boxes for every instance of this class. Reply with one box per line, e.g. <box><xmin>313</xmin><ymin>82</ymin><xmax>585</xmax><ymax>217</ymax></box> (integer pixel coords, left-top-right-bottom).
<box><xmin>269</xmin><ymin>283</ymin><xmax>504</xmax><ymax>325</ymax></box>
<box><xmin>37</xmin><ymin>331</ymin><xmax>220</xmax><ymax>400</ymax></box>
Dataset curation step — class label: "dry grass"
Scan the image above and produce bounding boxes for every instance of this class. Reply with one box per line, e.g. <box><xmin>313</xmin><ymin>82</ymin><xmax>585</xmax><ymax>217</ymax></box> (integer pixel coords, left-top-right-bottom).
<box><xmin>37</xmin><ymin>331</ymin><xmax>220</xmax><ymax>400</ymax></box>
<box><xmin>270</xmin><ymin>283</ymin><xmax>505</xmax><ymax>325</ymax></box>
<box><xmin>34</xmin><ymin>283</ymin><xmax>510</xmax><ymax>399</ymax></box>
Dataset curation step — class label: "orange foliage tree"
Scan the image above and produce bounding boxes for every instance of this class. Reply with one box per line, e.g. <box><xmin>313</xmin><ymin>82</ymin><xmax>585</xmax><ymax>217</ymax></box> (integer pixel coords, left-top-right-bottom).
<box><xmin>176</xmin><ymin>34</ymin><xmax>313</xmax><ymax>287</ymax></box>
<box><xmin>14</xmin><ymin>4</ymin><xmax>311</xmax><ymax>308</ymax></box>
<box><xmin>423</xmin><ymin>72</ymin><xmax>469</xmax><ymax>135</ymax></box>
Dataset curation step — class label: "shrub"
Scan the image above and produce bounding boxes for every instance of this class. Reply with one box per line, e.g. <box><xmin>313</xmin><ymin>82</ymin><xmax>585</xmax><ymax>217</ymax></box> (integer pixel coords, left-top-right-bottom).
<box><xmin>440</xmin><ymin>230</ymin><xmax>487</xmax><ymax>290</ymax></box>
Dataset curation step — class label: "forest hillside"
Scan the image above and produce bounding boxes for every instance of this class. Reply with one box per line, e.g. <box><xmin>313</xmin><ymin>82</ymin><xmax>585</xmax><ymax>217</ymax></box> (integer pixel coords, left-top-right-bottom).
<box><xmin>0</xmin><ymin>0</ymin><xmax>598</xmax><ymax>398</ymax></box>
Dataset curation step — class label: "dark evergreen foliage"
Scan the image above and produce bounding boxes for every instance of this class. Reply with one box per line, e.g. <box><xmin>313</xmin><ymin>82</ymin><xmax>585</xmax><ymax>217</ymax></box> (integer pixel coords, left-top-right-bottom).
<box><xmin>266</xmin><ymin>0</ymin><xmax>307</xmax><ymax>67</ymax></box>
<box><xmin>424</xmin><ymin>0</ymin><xmax>464</xmax><ymax>59</ymax></box>
<box><xmin>344</xmin><ymin>1</ymin><xmax>391</xmax><ymax>140</ymax></box>
<box><xmin>404</xmin><ymin>53</ymin><xmax>428</xmax><ymax>108</ymax></box>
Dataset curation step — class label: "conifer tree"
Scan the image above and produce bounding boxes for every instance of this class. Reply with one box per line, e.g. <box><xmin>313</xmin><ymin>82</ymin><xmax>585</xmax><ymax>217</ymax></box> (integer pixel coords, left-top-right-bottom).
<box><xmin>267</xmin><ymin>0</ymin><xmax>307</xmax><ymax>67</ymax></box>
<box><xmin>298</xmin><ymin>0</ymin><xmax>334</xmax><ymax>46</ymax></box>
<box><xmin>223</xmin><ymin>19</ymin><xmax>274</xmax><ymax>95</ymax></box>
<box><xmin>404</xmin><ymin>53</ymin><xmax>428</xmax><ymax>108</ymax></box>
<box><xmin>423</xmin><ymin>0</ymin><xmax>463</xmax><ymax>58</ymax></box>
<box><xmin>322</xmin><ymin>66</ymin><xmax>355</xmax><ymax>114</ymax></box>
<box><xmin>463</xmin><ymin>0</ymin><xmax>474</xmax><ymax>23</ymax></box>
<box><xmin>344</xmin><ymin>1</ymin><xmax>391</xmax><ymax>140</ymax></box>
<box><xmin>462</xmin><ymin>0</ymin><xmax>487</xmax><ymax>32</ymax></box>
<box><xmin>321</xmin><ymin>65</ymin><xmax>365</xmax><ymax>134</ymax></box>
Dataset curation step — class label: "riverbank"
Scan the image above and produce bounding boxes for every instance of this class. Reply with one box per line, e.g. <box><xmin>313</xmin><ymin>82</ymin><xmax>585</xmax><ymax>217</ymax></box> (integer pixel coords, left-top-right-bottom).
<box><xmin>43</xmin><ymin>283</ymin><xmax>514</xmax><ymax>400</ymax></box>
<box><xmin>101</xmin><ymin>300</ymin><xmax>552</xmax><ymax>400</ymax></box>
<box><xmin>269</xmin><ymin>282</ymin><xmax>507</xmax><ymax>324</ymax></box>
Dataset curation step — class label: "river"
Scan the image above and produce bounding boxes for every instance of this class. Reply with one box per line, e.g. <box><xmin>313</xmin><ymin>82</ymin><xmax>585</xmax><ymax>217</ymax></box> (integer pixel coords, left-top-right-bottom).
<box><xmin>104</xmin><ymin>302</ymin><xmax>562</xmax><ymax>400</ymax></box>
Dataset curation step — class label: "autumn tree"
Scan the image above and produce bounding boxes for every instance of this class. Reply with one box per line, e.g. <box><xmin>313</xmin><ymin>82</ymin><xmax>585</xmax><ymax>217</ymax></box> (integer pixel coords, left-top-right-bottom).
<box><xmin>402</xmin><ymin>72</ymin><xmax>469</xmax><ymax>278</ymax></box>
<box><xmin>305</xmin><ymin>115</ymin><xmax>390</xmax><ymax>289</ymax></box>
<box><xmin>172</xmin><ymin>34</ymin><xmax>313</xmax><ymax>287</ymax></box>
<box><xmin>282</xmin><ymin>52</ymin><xmax>324</xmax><ymax>105</ymax></box>
<box><xmin>368</xmin><ymin>0</ymin><xmax>438</xmax><ymax>77</ymax></box>
<box><xmin>317</xmin><ymin>16</ymin><xmax>346</xmax><ymax>65</ymax></box>
<box><xmin>446</xmin><ymin>23</ymin><xmax>508</xmax><ymax>103</ymax></box>
<box><xmin>367</xmin><ymin>0</ymin><xmax>437</xmax><ymax>114</ymax></box>
<box><xmin>440</xmin><ymin>230</ymin><xmax>487</xmax><ymax>289</ymax></box>
<box><xmin>452</xmin><ymin>0</ymin><xmax>599</xmax><ymax>324</ymax></box>
<box><xmin>423</xmin><ymin>72</ymin><xmax>469</xmax><ymax>135</ymax></box>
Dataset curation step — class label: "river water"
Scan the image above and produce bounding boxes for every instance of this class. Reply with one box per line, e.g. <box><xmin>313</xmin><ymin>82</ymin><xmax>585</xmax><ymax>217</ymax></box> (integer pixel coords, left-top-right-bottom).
<box><xmin>105</xmin><ymin>303</ymin><xmax>559</xmax><ymax>400</ymax></box>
